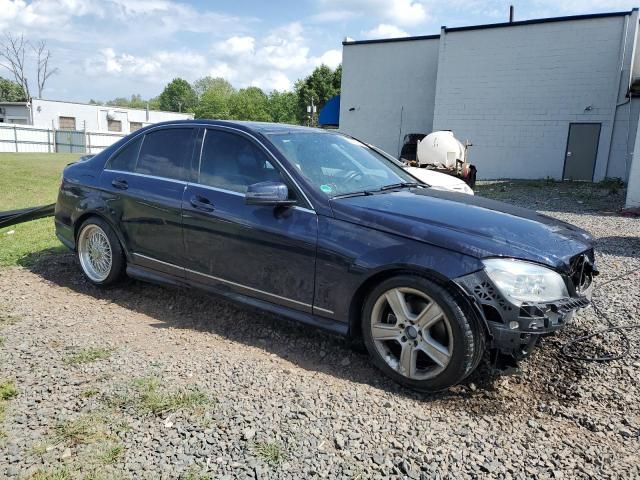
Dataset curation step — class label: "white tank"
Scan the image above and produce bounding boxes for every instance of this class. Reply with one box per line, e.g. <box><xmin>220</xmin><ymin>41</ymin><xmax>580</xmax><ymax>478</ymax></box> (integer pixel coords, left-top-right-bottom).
<box><xmin>416</xmin><ymin>131</ymin><xmax>466</xmax><ymax>168</ymax></box>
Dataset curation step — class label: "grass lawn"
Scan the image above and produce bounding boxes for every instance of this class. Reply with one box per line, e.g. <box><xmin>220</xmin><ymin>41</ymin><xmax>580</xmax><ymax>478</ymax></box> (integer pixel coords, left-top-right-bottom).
<box><xmin>0</xmin><ymin>153</ymin><xmax>81</xmax><ymax>267</ymax></box>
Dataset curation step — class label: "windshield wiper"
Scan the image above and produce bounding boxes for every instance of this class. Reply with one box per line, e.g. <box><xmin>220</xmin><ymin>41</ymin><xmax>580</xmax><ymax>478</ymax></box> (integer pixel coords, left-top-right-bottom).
<box><xmin>379</xmin><ymin>182</ymin><xmax>419</xmax><ymax>191</ymax></box>
<box><xmin>333</xmin><ymin>182</ymin><xmax>420</xmax><ymax>199</ymax></box>
<box><xmin>332</xmin><ymin>190</ymin><xmax>376</xmax><ymax>199</ymax></box>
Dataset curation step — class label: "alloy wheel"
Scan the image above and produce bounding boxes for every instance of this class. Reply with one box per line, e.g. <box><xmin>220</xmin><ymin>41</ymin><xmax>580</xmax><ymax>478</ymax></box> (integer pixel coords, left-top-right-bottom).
<box><xmin>370</xmin><ymin>287</ymin><xmax>453</xmax><ymax>380</ymax></box>
<box><xmin>78</xmin><ymin>224</ymin><xmax>113</xmax><ymax>283</ymax></box>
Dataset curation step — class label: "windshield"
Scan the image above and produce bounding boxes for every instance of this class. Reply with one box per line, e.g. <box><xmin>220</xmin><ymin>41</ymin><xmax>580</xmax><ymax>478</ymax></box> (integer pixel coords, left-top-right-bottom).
<box><xmin>266</xmin><ymin>131</ymin><xmax>417</xmax><ymax>197</ymax></box>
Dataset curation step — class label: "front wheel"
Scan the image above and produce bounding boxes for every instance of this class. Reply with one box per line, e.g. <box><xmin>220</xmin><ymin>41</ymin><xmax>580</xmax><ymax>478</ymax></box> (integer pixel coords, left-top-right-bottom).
<box><xmin>362</xmin><ymin>275</ymin><xmax>484</xmax><ymax>392</ymax></box>
<box><xmin>76</xmin><ymin>218</ymin><xmax>125</xmax><ymax>286</ymax></box>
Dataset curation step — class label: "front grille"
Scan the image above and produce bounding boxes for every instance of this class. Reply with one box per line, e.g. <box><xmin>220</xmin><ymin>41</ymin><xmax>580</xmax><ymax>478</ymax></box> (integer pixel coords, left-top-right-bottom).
<box><xmin>569</xmin><ymin>251</ymin><xmax>595</xmax><ymax>294</ymax></box>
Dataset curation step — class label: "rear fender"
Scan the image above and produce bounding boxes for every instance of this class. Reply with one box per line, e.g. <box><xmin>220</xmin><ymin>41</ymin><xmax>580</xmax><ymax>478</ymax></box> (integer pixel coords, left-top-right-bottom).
<box><xmin>71</xmin><ymin>194</ymin><xmax>131</xmax><ymax>261</ymax></box>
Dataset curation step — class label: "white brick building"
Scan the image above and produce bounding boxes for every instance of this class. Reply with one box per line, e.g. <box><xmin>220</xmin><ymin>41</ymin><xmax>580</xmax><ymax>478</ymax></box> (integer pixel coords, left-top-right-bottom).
<box><xmin>340</xmin><ymin>10</ymin><xmax>640</xmax><ymax>185</ymax></box>
<box><xmin>0</xmin><ymin>98</ymin><xmax>193</xmax><ymax>134</ymax></box>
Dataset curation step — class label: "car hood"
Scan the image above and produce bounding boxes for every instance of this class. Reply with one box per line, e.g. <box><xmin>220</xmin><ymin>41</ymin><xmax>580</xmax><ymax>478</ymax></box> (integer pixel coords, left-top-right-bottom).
<box><xmin>329</xmin><ymin>187</ymin><xmax>593</xmax><ymax>271</ymax></box>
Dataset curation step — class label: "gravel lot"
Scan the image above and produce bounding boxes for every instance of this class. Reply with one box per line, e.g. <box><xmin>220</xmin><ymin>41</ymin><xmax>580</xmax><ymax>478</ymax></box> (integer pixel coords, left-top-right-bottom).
<box><xmin>0</xmin><ymin>182</ymin><xmax>638</xmax><ymax>479</ymax></box>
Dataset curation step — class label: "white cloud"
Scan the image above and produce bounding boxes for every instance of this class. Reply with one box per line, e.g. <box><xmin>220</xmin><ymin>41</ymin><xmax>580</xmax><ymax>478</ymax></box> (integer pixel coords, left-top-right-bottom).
<box><xmin>82</xmin><ymin>22</ymin><xmax>342</xmax><ymax>94</ymax></box>
<box><xmin>0</xmin><ymin>1</ymin><xmax>341</xmax><ymax>99</ymax></box>
<box><xmin>214</xmin><ymin>36</ymin><xmax>256</xmax><ymax>56</ymax></box>
<box><xmin>313</xmin><ymin>49</ymin><xmax>342</xmax><ymax>68</ymax></box>
<box><xmin>317</xmin><ymin>0</ymin><xmax>429</xmax><ymax>26</ymax></box>
<box><xmin>258</xmin><ymin>23</ymin><xmax>311</xmax><ymax>71</ymax></box>
<box><xmin>362</xmin><ymin>24</ymin><xmax>409</xmax><ymax>39</ymax></box>
<box><xmin>0</xmin><ymin>0</ymin><xmax>249</xmax><ymax>42</ymax></box>
<box><xmin>204</xmin><ymin>23</ymin><xmax>342</xmax><ymax>92</ymax></box>
<box><xmin>0</xmin><ymin>0</ymin><xmax>98</xmax><ymax>31</ymax></box>
<box><xmin>85</xmin><ymin>48</ymin><xmax>207</xmax><ymax>83</ymax></box>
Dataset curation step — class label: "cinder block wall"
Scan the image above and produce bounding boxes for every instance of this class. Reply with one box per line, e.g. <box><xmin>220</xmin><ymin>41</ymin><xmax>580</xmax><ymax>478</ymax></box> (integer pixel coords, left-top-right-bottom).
<box><xmin>432</xmin><ymin>17</ymin><xmax>627</xmax><ymax>180</ymax></box>
<box><xmin>339</xmin><ymin>38</ymin><xmax>440</xmax><ymax>156</ymax></box>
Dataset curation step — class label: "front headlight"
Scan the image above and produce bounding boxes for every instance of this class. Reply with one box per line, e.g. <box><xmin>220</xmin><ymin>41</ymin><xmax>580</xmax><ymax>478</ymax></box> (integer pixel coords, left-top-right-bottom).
<box><xmin>483</xmin><ymin>258</ymin><xmax>568</xmax><ymax>305</ymax></box>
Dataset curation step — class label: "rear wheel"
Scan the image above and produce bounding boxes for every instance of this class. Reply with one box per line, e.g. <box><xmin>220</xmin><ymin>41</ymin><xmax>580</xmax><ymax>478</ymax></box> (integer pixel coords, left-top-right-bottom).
<box><xmin>77</xmin><ymin>218</ymin><xmax>125</xmax><ymax>286</ymax></box>
<box><xmin>362</xmin><ymin>275</ymin><xmax>484</xmax><ymax>391</ymax></box>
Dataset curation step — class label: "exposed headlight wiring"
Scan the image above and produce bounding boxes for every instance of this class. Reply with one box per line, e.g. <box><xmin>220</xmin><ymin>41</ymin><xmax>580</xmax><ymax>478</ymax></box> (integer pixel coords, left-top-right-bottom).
<box><xmin>561</xmin><ymin>267</ymin><xmax>640</xmax><ymax>362</ymax></box>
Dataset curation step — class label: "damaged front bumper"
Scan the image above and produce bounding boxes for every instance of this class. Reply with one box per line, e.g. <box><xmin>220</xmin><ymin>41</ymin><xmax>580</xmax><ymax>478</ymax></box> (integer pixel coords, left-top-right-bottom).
<box><xmin>455</xmin><ymin>268</ymin><xmax>593</xmax><ymax>358</ymax></box>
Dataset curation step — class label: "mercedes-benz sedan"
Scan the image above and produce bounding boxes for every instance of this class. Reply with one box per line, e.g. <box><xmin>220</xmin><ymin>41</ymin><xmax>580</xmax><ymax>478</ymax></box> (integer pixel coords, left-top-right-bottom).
<box><xmin>55</xmin><ymin>121</ymin><xmax>597</xmax><ymax>391</ymax></box>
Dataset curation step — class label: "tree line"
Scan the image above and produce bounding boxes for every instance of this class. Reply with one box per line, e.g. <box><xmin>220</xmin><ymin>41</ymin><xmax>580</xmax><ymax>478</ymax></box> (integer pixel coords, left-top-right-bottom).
<box><xmin>86</xmin><ymin>65</ymin><xmax>342</xmax><ymax>126</ymax></box>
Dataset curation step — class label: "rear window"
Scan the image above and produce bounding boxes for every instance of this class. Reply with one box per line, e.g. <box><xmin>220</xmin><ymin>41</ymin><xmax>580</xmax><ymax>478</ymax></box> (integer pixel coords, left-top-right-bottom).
<box><xmin>135</xmin><ymin>128</ymin><xmax>194</xmax><ymax>180</ymax></box>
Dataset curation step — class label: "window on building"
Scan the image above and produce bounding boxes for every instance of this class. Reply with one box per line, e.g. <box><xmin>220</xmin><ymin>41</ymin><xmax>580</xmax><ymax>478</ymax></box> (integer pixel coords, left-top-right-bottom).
<box><xmin>199</xmin><ymin>129</ymin><xmax>289</xmax><ymax>194</ymax></box>
<box><xmin>108</xmin><ymin>119</ymin><xmax>122</xmax><ymax>132</ymax></box>
<box><xmin>59</xmin><ymin>116</ymin><xmax>76</xmax><ymax>130</ymax></box>
<box><xmin>135</xmin><ymin>128</ymin><xmax>194</xmax><ymax>180</ymax></box>
<box><xmin>129</xmin><ymin>121</ymin><xmax>143</xmax><ymax>132</ymax></box>
<box><xmin>106</xmin><ymin>135</ymin><xmax>143</xmax><ymax>172</ymax></box>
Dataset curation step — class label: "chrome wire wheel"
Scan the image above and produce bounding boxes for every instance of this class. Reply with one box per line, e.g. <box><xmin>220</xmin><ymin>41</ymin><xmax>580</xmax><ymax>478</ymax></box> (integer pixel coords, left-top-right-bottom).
<box><xmin>370</xmin><ymin>287</ymin><xmax>453</xmax><ymax>380</ymax></box>
<box><xmin>78</xmin><ymin>224</ymin><xmax>113</xmax><ymax>283</ymax></box>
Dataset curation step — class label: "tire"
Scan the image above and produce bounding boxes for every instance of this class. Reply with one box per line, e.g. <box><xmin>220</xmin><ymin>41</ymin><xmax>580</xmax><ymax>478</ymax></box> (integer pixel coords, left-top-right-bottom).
<box><xmin>76</xmin><ymin>217</ymin><xmax>126</xmax><ymax>286</ymax></box>
<box><xmin>361</xmin><ymin>275</ymin><xmax>485</xmax><ymax>392</ymax></box>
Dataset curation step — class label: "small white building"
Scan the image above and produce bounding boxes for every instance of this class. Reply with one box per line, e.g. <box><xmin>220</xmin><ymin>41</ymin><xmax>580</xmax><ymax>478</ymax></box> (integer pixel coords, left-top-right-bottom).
<box><xmin>0</xmin><ymin>98</ymin><xmax>193</xmax><ymax>134</ymax></box>
<box><xmin>340</xmin><ymin>9</ymin><xmax>640</xmax><ymax>186</ymax></box>
<box><xmin>0</xmin><ymin>98</ymin><xmax>193</xmax><ymax>154</ymax></box>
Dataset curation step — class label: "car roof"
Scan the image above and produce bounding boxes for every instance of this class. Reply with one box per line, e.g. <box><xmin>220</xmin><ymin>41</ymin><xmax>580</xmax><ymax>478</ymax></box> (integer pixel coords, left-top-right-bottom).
<box><xmin>145</xmin><ymin>119</ymin><xmax>331</xmax><ymax>136</ymax></box>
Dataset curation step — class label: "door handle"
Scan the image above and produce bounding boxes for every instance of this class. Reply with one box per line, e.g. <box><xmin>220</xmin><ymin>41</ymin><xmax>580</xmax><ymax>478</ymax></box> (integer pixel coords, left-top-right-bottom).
<box><xmin>190</xmin><ymin>195</ymin><xmax>214</xmax><ymax>212</ymax></box>
<box><xmin>111</xmin><ymin>178</ymin><xmax>128</xmax><ymax>190</ymax></box>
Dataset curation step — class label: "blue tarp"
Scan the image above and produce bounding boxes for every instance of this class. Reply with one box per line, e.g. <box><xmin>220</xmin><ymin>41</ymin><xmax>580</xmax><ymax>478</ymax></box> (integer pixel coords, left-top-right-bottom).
<box><xmin>318</xmin><ymin>95</ymin><xmax>340</xmax><ymax>127</ymax></box>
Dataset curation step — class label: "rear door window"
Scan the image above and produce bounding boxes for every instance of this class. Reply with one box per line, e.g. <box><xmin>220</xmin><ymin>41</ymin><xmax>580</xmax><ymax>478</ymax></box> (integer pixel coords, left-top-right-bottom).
<box><xmin>135</xmin><ymin>128</ymin><xmax>194</xmax><ymax>180</ymax></box>
<box><xmin>107</xmin><ymin>135</ymin><xmax>143</xmax><ymax>172</ymax></box>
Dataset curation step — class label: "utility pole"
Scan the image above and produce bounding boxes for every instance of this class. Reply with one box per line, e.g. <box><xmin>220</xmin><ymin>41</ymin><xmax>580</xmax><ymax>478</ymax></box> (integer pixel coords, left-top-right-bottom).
<box><xmin>306</xmin><ymin>97</ymin><xmax>316</xmax><ymax>127</ymax></box>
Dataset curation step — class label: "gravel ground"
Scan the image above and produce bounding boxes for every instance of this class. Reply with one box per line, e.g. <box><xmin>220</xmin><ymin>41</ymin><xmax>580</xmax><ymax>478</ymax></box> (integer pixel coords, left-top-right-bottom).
<box><xmin>0</xmin><ymin>182</ymin><xmax>639</xmax><ymax>479</ymax></box>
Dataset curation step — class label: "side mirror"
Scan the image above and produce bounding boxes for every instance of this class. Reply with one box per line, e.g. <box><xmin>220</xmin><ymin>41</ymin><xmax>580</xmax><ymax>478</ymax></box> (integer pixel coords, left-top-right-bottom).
<box><xmin>245</xmin><ymin>181</ymin><xmax>296</xmax><ymax>206</ymax></box>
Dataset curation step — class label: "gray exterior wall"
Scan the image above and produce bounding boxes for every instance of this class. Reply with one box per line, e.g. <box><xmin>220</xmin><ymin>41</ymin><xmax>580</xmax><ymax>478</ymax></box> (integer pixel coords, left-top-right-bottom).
<box><xmin>340</xmin><ymin>11</ymin><xmax>640</xmax><ymax>181</ymax></box>
<box><xmin>627</xmin><ymin>114</ymin><xmax>640</xmax><ymax>207</ymax></box>
<box><xmin>433</xmin><ymin>16</ymin><xmax>631</xmax><ymax>180</ymax></box>
<box><xmin>339</xmin><ymin>38</ymin><xmax>439</xmax><ymax>156</ymax></box>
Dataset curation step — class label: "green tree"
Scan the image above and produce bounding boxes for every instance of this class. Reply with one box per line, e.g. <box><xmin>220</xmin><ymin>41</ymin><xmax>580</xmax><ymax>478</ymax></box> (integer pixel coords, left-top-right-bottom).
<box><xmin>127</xmin><ymin>94</ymin><xmax>147</xmax><ymax>109</ymax></box>
<box><xmin>193</xmin><ymin>77</ymin><xmax>236</xmax><ymax>119</ymax></box>
<box><xmin>228</xmin><ymin>87</ymin><xmax>272</xmax><ymax>122</ymax></box>
<box><xmin>195</xmin><ymin>88</ymin><xmax>231</xmax><ymax>119</ymax></box>
<box><xmin>147</xmin><ymin>96</ymin><xmax>161</xmax><ymax>110</ymax></box>
<box><xmin>0</xmin><ymin>76</ymin><xmax>26</xmax><ymax>101</ymax></box>
<box><xmin>193</xmin><ymin>76</ymin><xmax>235</xmax><ymax>100</ymax></box>
<box><xmin>267</xmin><ymin>90</ymin><xmax>297</xmax><ymax>124</ymax></box>
<box><xmin>105</xmin><ymin>96</ymin><xmax>130</xmax><ymax>107</ymax></box>
<box><xmin>333</xmin><ymin>64</ymin><xmax>342</xmax><ymax>91</ymax></box>
<box><xmin>158</xmin><ymin>78</ymin><xmax>197</xmax><ymax>112</ymax></box>
<box><xmin>295</xmin><ymin>64</ymin><xmax>341</xmax><ymax>125</ymax></box>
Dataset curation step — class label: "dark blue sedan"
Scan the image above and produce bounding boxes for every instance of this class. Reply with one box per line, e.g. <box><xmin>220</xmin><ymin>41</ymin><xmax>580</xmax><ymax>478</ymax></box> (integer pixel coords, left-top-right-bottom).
<box><xmin>55</xmin><ymin>120</ymin><xmax>596</xmax><ymax>391</ymax></box>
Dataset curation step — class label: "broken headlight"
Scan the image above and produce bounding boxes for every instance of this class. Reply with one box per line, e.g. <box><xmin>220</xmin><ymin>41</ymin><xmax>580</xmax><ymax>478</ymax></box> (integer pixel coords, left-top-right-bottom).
<box><xmin>482</xmin><ymin>258</ymin><xmax>569</xmax><ymax>306</ymax></box>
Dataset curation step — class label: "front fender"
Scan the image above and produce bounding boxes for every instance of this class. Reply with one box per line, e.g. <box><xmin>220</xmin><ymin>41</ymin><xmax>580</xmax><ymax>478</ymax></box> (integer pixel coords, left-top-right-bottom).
<box><xmin>313</xmin><ymin>216</ymin><xmax>483</xmax><ymax>323</ymax></box>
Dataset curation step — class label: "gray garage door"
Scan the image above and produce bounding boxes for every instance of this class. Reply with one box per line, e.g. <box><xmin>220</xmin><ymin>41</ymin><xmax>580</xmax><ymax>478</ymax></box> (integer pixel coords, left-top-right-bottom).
<box><xmin>563</xmin><ymin>123</ymin><xmax>601</xmax><ymax>181</ymax></box>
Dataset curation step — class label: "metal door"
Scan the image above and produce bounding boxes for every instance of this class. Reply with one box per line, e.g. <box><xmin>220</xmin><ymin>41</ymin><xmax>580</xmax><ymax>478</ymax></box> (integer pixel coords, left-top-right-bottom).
<box><xmin>563</xmin><ymin>123</ymin><xmax>601</xmax><ymax>181</ymax></box>
<box><xmin>55</xmin><ymin>130</ymin><xmax>86</xmax><ymax>153</ymax></box>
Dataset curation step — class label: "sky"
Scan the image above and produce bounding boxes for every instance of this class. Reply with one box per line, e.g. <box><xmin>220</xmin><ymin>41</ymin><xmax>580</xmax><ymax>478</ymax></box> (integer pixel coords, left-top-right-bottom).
<box><xmin>1</xmin><ymin>0</ymin><xmax>639</xmax><ymax>102</ymax></box>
